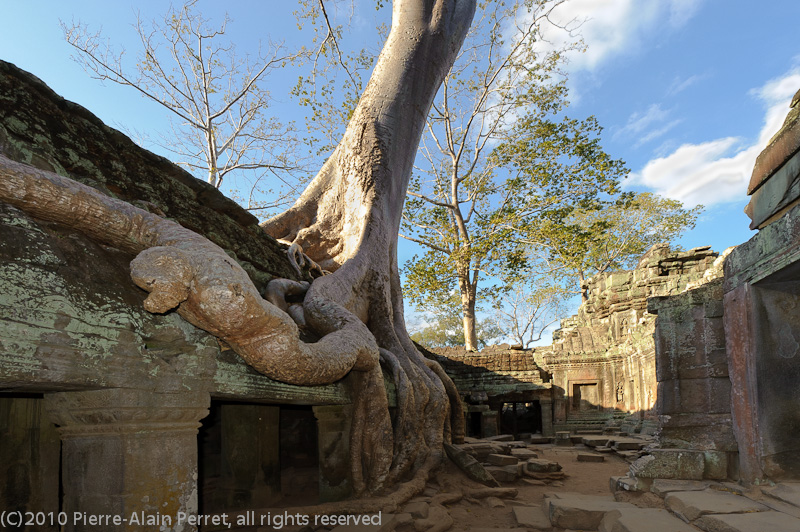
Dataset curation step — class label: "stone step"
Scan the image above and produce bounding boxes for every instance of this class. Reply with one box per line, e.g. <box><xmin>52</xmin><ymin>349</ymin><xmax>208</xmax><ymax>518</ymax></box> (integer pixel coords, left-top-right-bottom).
<box><xmin>543</xmin><ymin>494</ymin><xmax>636</xmax><ymax>530</ymax></box>
<box><xmin>583</xmin><ymin>436</ymin><xmax>611</xmax><ymax>447</ymax></box>
<box><xmin>512</xmin><ymin>506</ymin><xmax>551</xmax><ymax>529</ymax></box>
<box><xmin>762</xmin><ymin>482</ymin><xmax>800</xmax><ymax>509</ymax></box>
<box><xmin>650</xmin><ymin>479</ymin><xmax>712</xmax><ymax>497</ymax></box>
<box><xmin>487</xmin><ymin>453</ymin><xmax>519</xmax><ymax>466</ymax></box>
<box><xmin>694</xmin><ymin>511</ymin><xmax>800</xmax><ymax>532</ymax></box>
<box><xmin>665</xmin><ymin>490</ymin><xmax>769</xmax><ymax>522</ymax></box>
<box><xmin>599</xmin><ymin>508</ymin><xmax>701</xmax><ymax>532</ymax></box>
<box><xmin>577</xmin><ymin>452</ymin><xmax>605</xmax><ymax>462</ymax></box>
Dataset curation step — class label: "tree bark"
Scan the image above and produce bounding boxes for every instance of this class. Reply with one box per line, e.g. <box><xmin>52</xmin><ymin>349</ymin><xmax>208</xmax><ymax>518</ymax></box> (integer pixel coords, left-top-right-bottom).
<box><xmin>261</xmin><ymin>0</ymin><xmax>475</xmax><ymax>494</ymax></box>
<box><xmin>1</xmin><ymin>0</ymin><xmax>475</xmax><ymax>503</ymax></box>
<box><xmin>458</xmin><ymin>272</ymin><xmax>478</xmax><ymax>351</ymax></box>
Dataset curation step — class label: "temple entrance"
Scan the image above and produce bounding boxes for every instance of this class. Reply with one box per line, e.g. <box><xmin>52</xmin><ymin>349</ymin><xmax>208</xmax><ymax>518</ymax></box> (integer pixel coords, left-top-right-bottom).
<box><xmin>500</xmin><ymin>401</ymin><xmax>543</xmax><ymax>436</ymax></box>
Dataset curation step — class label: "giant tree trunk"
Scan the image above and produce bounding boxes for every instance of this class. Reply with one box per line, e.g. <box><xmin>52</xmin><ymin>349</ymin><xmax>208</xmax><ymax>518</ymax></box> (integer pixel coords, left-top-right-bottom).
<box><xmin>262</xmin><ymin>0</ymin><xmax>475</xmax><ymax>493</ymax></box>
<box><xmin>0</xmin><ymin>0</ymin><xmax>475</xmax><ymax>506</ymax></box>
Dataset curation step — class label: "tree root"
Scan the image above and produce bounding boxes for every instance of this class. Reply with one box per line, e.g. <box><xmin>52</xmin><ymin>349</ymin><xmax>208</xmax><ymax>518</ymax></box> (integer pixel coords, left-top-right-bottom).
<box><xmin>0</xmin><ymin>156</ymin><xmax>378</xmax><ymax>386</ymax></box>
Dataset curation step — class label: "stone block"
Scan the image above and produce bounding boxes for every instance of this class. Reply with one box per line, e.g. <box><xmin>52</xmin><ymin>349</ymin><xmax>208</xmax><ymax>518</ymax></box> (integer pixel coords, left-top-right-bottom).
<box><xmin>629</xmin><ymin>450</ymin><xmax>705</xmax><ymax>480</ymax></box>
<box><xmin>525</xmin><ymin>458</ymin><xmax>562</xmax><ymax>473</ymax></box>
<box><xmin>612</xmin><ymin>438</ymin><xmax>646</xmax><ymax>451</ymax></box>
<box><xmin>650</xmin><ymin>479</ymin><xmax>711</xmax><ymax>497</ymax></box>
<box><xmin>544</xmin><ymin>494</ymin><xmax>636</xmax><ymax>530</ymax></box>
<box><xmin>510</xmin><ymin>448</ymin><xmax>539</xmax><ymax>460</ymax></box>
<box><xmin>486</xmin><ymin>434</ymin><xmax>514</xmax><ymax>442</ymax></box>
<box><xmin>528</xmin><ymin>436</ymin><xmax>551</xmax><ymax>444</ymax></box>
<box><xmin>610</xmin><ymin>475</ymin><xmax>652</xmax><ymax>493</ymax></box>
<box><xmin>763</xmin><ymin>482</ymin><xmax>800</xmax><ymax>509</ymax></box>
<box><xmin>486</xmin><ymin>465</ymin><xmax>520</xmax><ymax>483</ymax></box>
<box><xmin>703</xmin><ymin>451</ymin><xmax>729</xmax><ymax>480</ymax></box>
<box><xmin>555</xmin><ymin>431</ymin><xmax>573</xmax><ymax>446</ymax></box>
<box><xmin>512</xmin><ymin>506</ymin><xmax>551</xmax><ymax>529</ymax></box>
<box><xmin>658</xmin><ymin>412</ymin><xmax>738</xmax><ymax>452</ymax></box>
<box><xmin>599</xmin><ymin>508</ymin><xmax>698</xmax><ymax>532</ymax></box>
<box><xmin>658</xmin><ymin>378</ymin><xmax>731</xmax><ymax>416</ymax></box>
<box><xmin>577</xmin><ymin>453</ymin><xmax>605</xmax><ymax>462</ymax></box>
<box><xmin>487</xmin><ymin>453</ymin><xmax>518</xmax><ymax>466</ymax></box>
<box><xmin>664</xmin><ymin>490</ymin><xmax>768</xmax><ymax>521</ymax></box>
<box><xmin>695</xmin><ymin>511</ymin><xmax>800</xmax><ymax>532</ymax></box>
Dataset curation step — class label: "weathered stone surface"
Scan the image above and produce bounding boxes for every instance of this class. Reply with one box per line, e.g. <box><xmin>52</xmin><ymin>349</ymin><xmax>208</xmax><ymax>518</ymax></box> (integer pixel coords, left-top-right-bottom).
<box><xmin>763</xmin><ymin>482</ymin><xmax>800</xmax><ymax>509</ymax></box>
<box><xmin>487</xmin><ymin>434</ymin><xmax>515</xmax><ymax>442</ymax></box>
<box><xmin>511</xmin><ymin>447</ymin><xmax>539</xmax><ymax>460</ymax></box>
<box><xmin>0</xmin><ymin>60</ymin><xmax>302</xmax><ymax>291</ymax></box>
<box><xmin>443</xmin><ymin>442</ymin><xmax>500</xmax><ymax>487</ymax></box>
<box><xmin>486</xmin><ymin>465</ymin><xmax>520</xmax><ymax>483</ymax></box>
<box><xmin>599</xmin><ymin>508</ymin><xmax>699</xmax><ymax>532</ymax></box>
<box><xmin>650</xmin><ymin>479</ymin><xmax>712</xmax><ymax>497</ymax></box>
<box><xmin>694</xmin><ymin>511</ymin><xmax>800</xmax><ymax>532</ymax></box>
<box><xmin>485</xmin><ymin>496</ymin><xmax>506</xmax><ymax>508</ymax></box>
<box><xmin>544</xmin><ymin>494</ymin><xmax>636</xmax><ymax>530</ymax></box>
<box><xmin>488</xmin><ymin>453</ymin><xmax>519</xmax><ymax>466</ymax></box>
<box><xmin>612</xmin><ymin>438</ymin><xmax>647</xmax><ymax>451</ymax></box>
<box><xmin>609</xmin><ymin>476</ymin><xmax>653</xmax><ymax>494</ymax></box>
<box><xmin>525</xmin><ymin>458</ymin><xmax>562</xmax><ymax>473</ymax></box>
<box><xmin>584</xmin><ymin>436</ymin><xmax>611</xmax><ymax>447</ymax></box>
<box><xmin>577</xmin><ymin>453</ymin><xmax>605</xmax><ymax>462</ymax></box>
<box><xmin>512</xmin><ymin>505</ymin><xmax>551</xmax><ymax>529</ymax></box>
<box><xmin>665</xmin><ymin>490</ymin><xmax>768</xmax><ymax>522</ymax></box>
<box><xmin>555</xmin><ymin>431</ymin><xmax>573</xmax><ymax>446</ymax></box>
<box><xmin>630</xmin><ymin>450</ymin><xmax>706</xmax><ymax>480</ymax></box>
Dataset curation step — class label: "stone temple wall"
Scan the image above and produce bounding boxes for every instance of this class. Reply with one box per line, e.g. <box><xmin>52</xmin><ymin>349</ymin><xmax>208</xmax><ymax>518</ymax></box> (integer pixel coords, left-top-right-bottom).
<box><xmin>0</xmin><ymin>60</ymin><xmax>360</xmax><ymax>529</ymax></box>
<box><xmin>623</xmin><ymin>88</ymin><xmax>800</xmax><ymax>487</ymax></box>
<box><xmin>424</xmin><ymin>344</ymin><xmax>554</xmax><ymax>438</ymax></box>
<box><xmin>535</xmin><ymin>244</ymin><xmax>727</xmax><ymax>432</ymax></box>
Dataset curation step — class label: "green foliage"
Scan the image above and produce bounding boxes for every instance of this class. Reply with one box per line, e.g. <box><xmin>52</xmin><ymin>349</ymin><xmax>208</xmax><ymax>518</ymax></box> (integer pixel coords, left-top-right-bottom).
<box><xmin>521</xmin><ymin>192</ymin><xmax>703</xmax><ymax>294</ymax></box>
<box><xmin>410</xmin><ymin>300</ymin><xmax>503</xmax><ymax>350</ymax></box>
<box><xmin>401</xmin><ymin>0</ymin><xmax>700</xmax><ymax>346</ymax></box>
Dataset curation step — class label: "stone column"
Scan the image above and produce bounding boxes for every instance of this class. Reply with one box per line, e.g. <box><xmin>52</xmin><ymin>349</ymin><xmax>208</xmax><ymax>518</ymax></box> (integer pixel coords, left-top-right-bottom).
<box><xmin>44</xmin><ymin>389</ymin><xmax>209</xmax><ymax>532</ymax></box>
<box><xmin>481</xmin><ymin>410</ymin><xmax>498</xmax><ymax>438</ymax></box>
<box><xmin>540</xmin><ymin>397</ymin><xmax>554</xmax><ymax>437</ymax></box>
<box><xmin>313</xmin><ymin>405</ymin><xmax>352</xmax><ymax>502</ymax></box>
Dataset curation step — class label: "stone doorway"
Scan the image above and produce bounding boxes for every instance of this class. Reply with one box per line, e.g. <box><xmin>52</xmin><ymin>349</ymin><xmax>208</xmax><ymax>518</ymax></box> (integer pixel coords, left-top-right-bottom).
<box><xmin>500</xmin><ymin>401</ymin><xmax>543</xmax><ymax>437</ymax></box>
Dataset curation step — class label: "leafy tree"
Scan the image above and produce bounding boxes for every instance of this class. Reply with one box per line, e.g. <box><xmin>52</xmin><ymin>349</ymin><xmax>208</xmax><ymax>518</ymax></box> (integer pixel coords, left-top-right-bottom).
<box><xmin>411</xmin><ymin>297</ymin><xmax>502</xmax><ymax>349</ymax></box>
<box><xmin>9</xmin><ymin>0</ymin><xmax>479</xmax><ymax>503</ymax></box>
<box><xmin>62</xmin><ymin>0</ymin><xmax>305</xmax><ymax>211</ymax></box>
<box><xmin>517</xmin><ymin>192</ymin><xmax>703</xmax><ymax>300</ymax></box>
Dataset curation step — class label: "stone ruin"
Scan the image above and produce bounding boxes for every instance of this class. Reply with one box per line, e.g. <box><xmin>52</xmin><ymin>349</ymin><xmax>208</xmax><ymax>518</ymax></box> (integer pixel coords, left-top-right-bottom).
<box><xmin>4</xmin><ymin>52</ymin><xmax>800</xmax><ymax>531</ymax></box>
<box><xmin>536</xmin><ymin>243</ymin><xmax>728</xmax><ymax>435</ymax></box>
<box><xmin>0</xmin><ymin>60</ymin><xmax>365</xmax><ymax>529</ymax></box>
<box><xmin>422</xmin><ymin>344</ymin><xmax>554</xmax><ymax>439</ymax></box>
<box><xmin>430</xmin><ymin>243</ymin><xmax>727</xmax><ymax>442</ymax></box>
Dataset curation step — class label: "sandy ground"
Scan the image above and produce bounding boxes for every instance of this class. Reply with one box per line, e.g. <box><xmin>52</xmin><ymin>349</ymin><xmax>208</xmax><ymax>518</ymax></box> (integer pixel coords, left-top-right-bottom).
<box><xmin>409</xmin><ymin>445</ymin><xmax>630</xmax><ymax>532</ymax></box>
<box><xmin>218</xmin><ymin>443</ymin><xmax>631</xmax><ymax>532</ymax></box>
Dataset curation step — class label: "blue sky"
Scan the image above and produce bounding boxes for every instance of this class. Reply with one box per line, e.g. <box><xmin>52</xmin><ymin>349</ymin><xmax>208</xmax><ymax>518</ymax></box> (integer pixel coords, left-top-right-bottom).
<box><xmin>3</xmin><ymin>0</ymin><xmax>800</xmax><ymax>339</ymax></box>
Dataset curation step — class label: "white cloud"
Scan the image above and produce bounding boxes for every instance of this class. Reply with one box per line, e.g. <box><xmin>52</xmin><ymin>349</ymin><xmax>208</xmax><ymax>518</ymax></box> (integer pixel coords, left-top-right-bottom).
<box><xmin>614</xmin><ymin>104</ymin><xmax>682</xmax><ymax>147</ymax></box>
<box><xmin>630</xmin><ymin>68</ymin><xmax>800</xmax><ymax>207</ymax></box>
<box><xmin>667</xmin><ymin>73</ymin><xmax>707</xmax><ymax>96</ymax></box>
<box><xmin>543</xmin><ymin>0</ymin><xmax>706</xmax><ymax>75</ymax></box>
